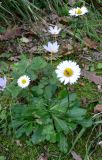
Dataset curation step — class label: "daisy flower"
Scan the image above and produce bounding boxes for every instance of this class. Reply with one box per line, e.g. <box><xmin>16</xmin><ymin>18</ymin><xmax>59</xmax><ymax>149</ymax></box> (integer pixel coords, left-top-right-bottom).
<box><xmin>17</xmin><ymin>75</ymin><xmax>30</xmax><ymax>88</ymax></box>
<box><xmin>69</xmin><ymin>6</ymin><xmax>88</xmax><ymax>16</ymax></box>
<box><xmin>55</xmin><ymin>60</ymin><xmax>81</xmax><ymax>85</ymax></box>
<box><xmin>48</xmin><ymin>25</ymin><xmax>61</xmax><ymax>35</ymax></box>
<box><xmin>0</xmin><ymin>77</ymin><xmax>7</xmax><ymax>91</ymax></box>
<box><xmin>43</xmin><ymin>41</ymin><xmax>59</xmax><ymax>53</ymax></box>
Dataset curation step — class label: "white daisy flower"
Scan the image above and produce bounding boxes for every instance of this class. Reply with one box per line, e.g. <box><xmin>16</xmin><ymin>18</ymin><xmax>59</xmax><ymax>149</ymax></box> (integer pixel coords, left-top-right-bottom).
<box><xmin>48</xmin><ymin>25</ymin><xmax>61</xmax><ymax>35</ymax></box>
<box><xmin>55</xmin><ymin>60</ymin><xmax>81</xmax><ymax>85</ymax></box>
<box><xmin>69</xmin><ymin>6</ymin><xmax>88</xmax><ymax>16</ymax></box>
<box><xmin>43</xmin><ymin>41</ymin><xmax>59</xmax><ymax>53</ymax></box>
<box><xmin>17</xmin><ymin>75</ymin><xmax>30</xmax><ymax>88</ymax></box>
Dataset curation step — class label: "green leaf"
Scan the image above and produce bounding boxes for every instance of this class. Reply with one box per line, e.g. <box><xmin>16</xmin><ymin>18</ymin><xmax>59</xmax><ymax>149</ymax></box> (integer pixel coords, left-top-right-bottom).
<box><xmin>60</xmin><ymin>93</ymin><xmax>77</xmax><ymax>108</ymax></box>
<box><xmin>26</xmin><ymin>70</ymin><xmax>37</xmax><ymax>80</ymax></box>
<box><xmin>68</xmin><ymin>108</ymin><xmax>86</xmax><ymax>119</ymax></box>
<box><xmin>69</xmin><ymin>93</ymin><xmax>77</xmax><ymax>102</ymax></box>
<box><xmin>7</xmin><ymin>85</ymin><xmax>22</xmax><ymax>97</ymax></box>
<box><xmin>54</xmin><ymin>116</ymin><xmax>69</xmax><ymax>134</ymax></box>
<box><xmin>50</xmin><ymin>104</ymin><xmax>66</xmax><ymax>113</ymax></box>
<box><xmin>32</xmin><ymin>86</ymin><xmax>43</xmax><ymax>95</ymax></box>
<box><xmin>42</xmin><ymin>124</ymin><xmax>55</xmax><ymax>141</ymax></box>
<box><xmin>31</xmin><ymin>127</ymin><xmax>44</xmax><ymax>144</ymax></box>
<box><xmin>13</xmin><ymin>55</ymin><xmax>29</xmax><ymax>75</ymax></box>
<box><xmin>97</xmin><ymin>63</ymin><xmax>102</xmax><ymax>69</ymax></box>
<box><xmin>44</xmin><ymin>85</ymin><xmax>52</xmax><ymax>99</ymax></box>
<box><xmin>31</xmin><ymin>57</ymin><xmax>47</xmax><ymax>70</ymax></box>
<box><xmin>0</xmin><ymin>26</ymin><xmax>6</xmax><ymax>33</ymax></box>
<box><xmin>79</xmin><ymin>119</ymin><xmax>93</xmax><ymax>128</ymax></box>
<box><xmin>0</xmin><ymin>156</ymin><xmax>6</xmax><ymax>160</ymax></box>
<box><xmin>58</xmin><ymin>88</ymin><xmax>67</xmax><ymax>99</ymax></box>
<box><xmin>58</xmin><ymin>133</ymin><xmax>68</xmax><ymax>153</ymax></box>
<box><xmin>0</xmin><ymin>110</ymin><xmax>6</xmax><ymax>120</ymax></box>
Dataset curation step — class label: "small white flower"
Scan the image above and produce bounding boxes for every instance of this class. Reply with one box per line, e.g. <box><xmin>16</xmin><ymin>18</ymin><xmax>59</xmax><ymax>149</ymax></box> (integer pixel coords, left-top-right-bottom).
<box><xmin>0</xmin><ymin>77</ymin><xmax>7</xmax><ymax>91</ymax></box>
<box><xmin>69</xmin><ymin>6</ymin><xmax>88</xmax><ymax>16</ymax></box>
<box><xmin>17</xmin><ymin>75</ymin><xmax>30</xmax><ymax>88</ymax></box>
<box><xmin>55</xmin><ymin>60</ymin><xmax>81</xmax><ymax>85</ymax></box>
<box><xmin>43</xmin><ymin>41</ymin><xmax>59</xmax><ymax>53</ymax></box>
<box><xmin>48</xmin><ymin>25</ymin><xmax>61</xmax><ymax>35</ymax></box>
<box><xmin>98</xmin><ymin>141</ymin><xmax>102</xmax><ymax>146</ymax></box>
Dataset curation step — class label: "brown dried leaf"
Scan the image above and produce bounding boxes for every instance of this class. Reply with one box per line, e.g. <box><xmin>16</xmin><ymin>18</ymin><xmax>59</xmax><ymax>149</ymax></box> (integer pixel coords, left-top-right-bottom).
<box><xmin>94</xmin><ymin>104</ymin><xmax>102</xmax><ymax>113</ymax></box>
<box><xmin>16</xmin><ymin>140</ymin><xmax>22</xmax><ymax>147</ymax></box>
<box><xmin>83</xmin><ymin>37</ymin><xmax>98</xmax><ymax>49</ymax></box>
<box><xmin>59</xmin><ymin>17</ymin><xmax>70</xmax><ymax>25</ymax></box>
<box><xmin>68</xmin><ymin>0</ymin><xmax>77</xmax><ymax>6</ymax></box>
<box><xmin>37</xmin><ymin>153</ymin><xmax>48</xmax><ymax>160</ymax></box>
<box><xmin>79</xmin><ymin>82</ymin><xmax>85</xmax><ymax>87</ymax></box>
<box><xmin>60</xmin><ymin>43</ymin><xmax>73</xmax><ymax>56</ymax></box>
<box><xmin>0</xmin><ymin>26</ymin><xmax>23</xmax><ymax>41</ymax></box>
<box><xmin>9</xmin><ymin>55</ymin><xmax>20</xmax><ymax>62</ymax></box>
<box><xmin>71</xmin><ymin>151</ymin><xmax>82</xmax><ymax>160</ymax></box>
<box><xmin>81</xmin><ymin>70</ymin><xmax>102</xmax><ymax>85</ymax></box>
<box><xmin>29</xmin><ymin>46</ymin><xmax>37</xmax><ymax>54</ymax></box>
<box><xmin>97</xmin><ymin>85</ymin><xmax>102</xmax><ymax>93</ymax></box>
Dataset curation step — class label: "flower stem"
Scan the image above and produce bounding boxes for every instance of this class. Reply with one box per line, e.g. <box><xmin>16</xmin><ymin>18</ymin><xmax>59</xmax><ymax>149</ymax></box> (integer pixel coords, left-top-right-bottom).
<box><xmin>73</xmin><ymin>18</ymin><xmax>79</xmax><ymax>47</ymax></box>
<box><xmin>51</xmin><ymin>52</ymin><xmax>53</xmax><ymax>64</ymax></box>
<box><xmin>66</xmin><ymin>85</ymin><xmax>70</xmax><ymax>112</ymax></box>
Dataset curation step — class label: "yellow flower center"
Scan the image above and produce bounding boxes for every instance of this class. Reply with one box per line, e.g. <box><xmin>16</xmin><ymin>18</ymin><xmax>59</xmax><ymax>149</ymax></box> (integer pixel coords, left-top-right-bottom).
<box><xmin>64</xmin><ymin>68</ymin><xmax>73</xmax><ymax>77</ymax></box>
<box><xmin>75</xmin><ymin>8</ymin><xmax>82</xmax><ymax>15</ymax></box>
<box><xmin>22</xmin><ymin>79</ymin><xmax>27</xmax><ymax>84</ymax></box>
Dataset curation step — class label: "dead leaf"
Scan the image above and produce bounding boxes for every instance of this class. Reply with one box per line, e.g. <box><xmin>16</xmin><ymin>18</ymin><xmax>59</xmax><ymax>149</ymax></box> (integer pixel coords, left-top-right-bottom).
<box><xmin>83</xmin><ymin>37</ymin><xmax>98</xmax><ymax>50</ymax></box>
<box><xmin>94</xmin><ymin>104</ymin><xmax>102</xmax><ymax>113</ymax></box>
<box><xmin>79</xmin><ymin>82</ymin><xmax>85</xmax><ymax>87</ymax></box>
<box><xmin>29</xmin><ymin>46</ymin><xmax>37</xmax><ymax>54</ymax></box>
<box><xmin>20</xmin><ymin>37</ymin><xmax>30</xmax><ymax>43</ymax></box>
<box><xmin>37</xmin><ymin>153</ymin><xmax>48</xmax><ymax>160</ymax></box>
<box><xmin>0</xmin><ymin>26</ymin><xmax>23</xmax><ymax>41</ymax></box>
<box><xmin>16</xmin><ymin>140</ymin><xmax>22</xmax><ymax>147</ymax></box>
<box><xmin>9</xmin><ymin>55</ymin><xmax>20</xmax><ymax>62</ymax></box>
<box><xmin>60</xmin><ymin>43</ymin><xmax>73</xmax><ymax>56</ymax></box>
<box><xmin>68</xmin><ymin>0</ymin><xmax>77</xmax><ymax>6</ymax></box>
<box><xmin>92</xmin><ymin>51</ymin><xmax>102</xmax><ymax>61</ymax></box>
<box><xmin>98</xmin><ymin>141</ymin><xmax>102</xmax><ymax>147</ymax></box>
<box><xmin>59</xmin><ymin>17</ymin><xmax>70</xmax><ymax>25</ymax></box>
<box><xmin>71</xmin><ymin>151</ymin><xmax>82</xmax><ymax>160</ymax></box>
<box><xmin>97</xmin><ymin>85</ymin><xmax>102</xmax><ymax>93</ymax></box>
<box><xmin>81</xmin><ymin>70</ymin><xmax>102</xmax><ymax>85</ymax></box>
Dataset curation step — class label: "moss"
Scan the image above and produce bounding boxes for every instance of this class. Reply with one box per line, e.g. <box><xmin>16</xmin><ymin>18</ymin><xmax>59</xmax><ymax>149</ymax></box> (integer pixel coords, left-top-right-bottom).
<box><xmin>0</xmin><ymin>135</ymin><xmax>101</xmax><ymax>160</ymax></box>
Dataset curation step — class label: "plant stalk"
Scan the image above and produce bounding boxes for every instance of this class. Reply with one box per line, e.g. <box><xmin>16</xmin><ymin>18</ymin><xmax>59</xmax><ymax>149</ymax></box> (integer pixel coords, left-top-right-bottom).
<box><xmin>66</xmin><ymin>85</ymin><xmax>70</xmax><ymax>112</ymax></box>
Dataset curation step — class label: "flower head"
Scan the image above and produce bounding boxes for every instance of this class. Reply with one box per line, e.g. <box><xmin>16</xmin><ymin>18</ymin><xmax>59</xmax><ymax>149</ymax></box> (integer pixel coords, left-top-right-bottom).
<box><xmin>43</xmin><ymin>41</ymin><xmax>59</xmax><ymax>53</ymax></box>
<box><xmin>69</xmin><ymin>6</ymin><xmax>88</xmax><ymax>16</ymax></box>
<box><xmin>55</xmin><ymin>60</ymin><xmax>81</xmax><ymax>85</ymax></box>
<box><xmin>48</xmin><ymin>25</ymin><xmax>61</xmax><ymax>35</ymax></box>
<box><xmin>0</xmin><ymin>77</ymin><xmax>7</xmax><ymax>91</ymax></box>
<box><xmin>17</xmin><ymin>75</ymin><xmax>30</xmax><ymax>88</ymax></box>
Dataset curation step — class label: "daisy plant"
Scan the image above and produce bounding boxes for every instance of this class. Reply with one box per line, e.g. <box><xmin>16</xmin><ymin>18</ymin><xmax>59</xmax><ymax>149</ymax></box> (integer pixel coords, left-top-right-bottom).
<box><xmin>43</xmin><ymin>41</ymin><xmax>59</xmax><ymax>64</ymax></box>
<box><xmin>55</xmin><ymin>60</ymin><xmax>81</xmax><ymax>110</ymax></box>
<box><xmin>69</xmin><ymin>6</ymin><xmax>88</xmax><ymax>46</ymax></box>
<box><xmin>1</xmin><ymin>55</ymin><xmax>92</xmax><ymax>153</ymax></box>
